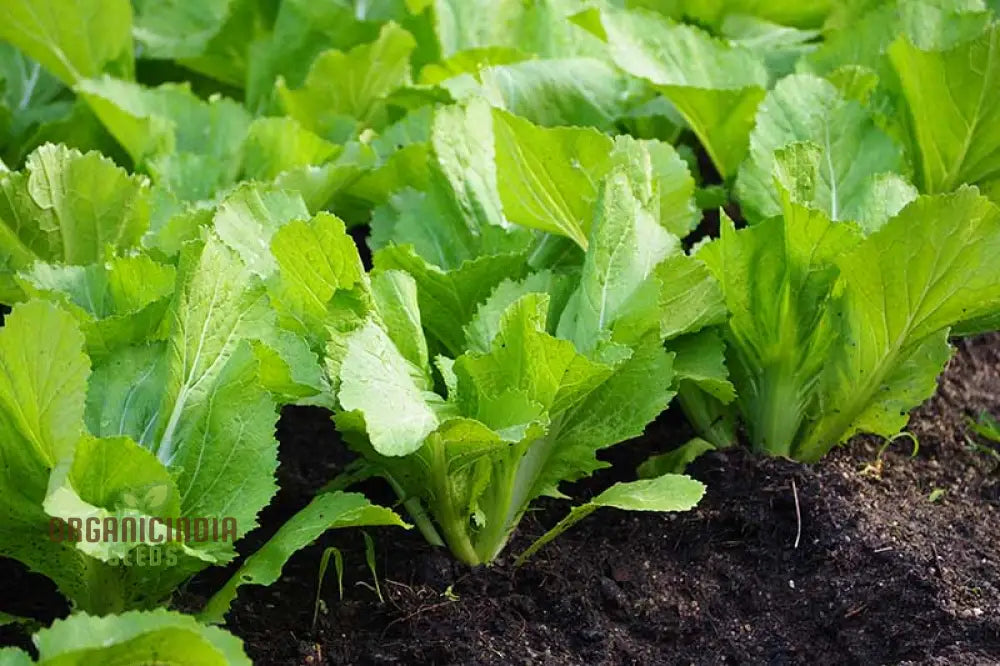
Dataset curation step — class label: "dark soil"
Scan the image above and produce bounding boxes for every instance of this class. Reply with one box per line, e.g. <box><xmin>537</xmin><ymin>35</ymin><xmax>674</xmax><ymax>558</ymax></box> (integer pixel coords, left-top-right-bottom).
<box><xmin>3</xmin><ymin>336</ymin><xmax>999</xmax><ymax>665</ymax></box>
<box><xmin>208</xmin><ymin>334</ymin><xmax>1000</xmax><ymax>665</ymax></box>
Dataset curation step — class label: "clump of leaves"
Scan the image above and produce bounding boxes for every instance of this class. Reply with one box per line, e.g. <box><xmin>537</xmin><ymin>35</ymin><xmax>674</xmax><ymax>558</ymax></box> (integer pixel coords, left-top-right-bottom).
<box><xmin>0</xmin><ymin>149</ymin><xmax>404</xmax><ymax>618</ymax></box>
<box><xmin>320</xmin><ymin>134</ymin><xmax>716</xmax><ymax>565</ymax></box>
<box><xmin>691</xmin><ymin>146</ymin><xmax>1000</xmax><ymax>461</ymax></box>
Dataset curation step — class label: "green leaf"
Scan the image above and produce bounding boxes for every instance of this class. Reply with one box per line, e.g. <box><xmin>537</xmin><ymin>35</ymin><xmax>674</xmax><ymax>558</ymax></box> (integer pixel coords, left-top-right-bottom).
<box><xmin>338</xmin><ymin>320</ymin><xmax>440</xmax><ymax>456</ymax></box>
<box><xmin>608</xmin><ymin>135</ymin><xmax>699</xmax><ymax>239</ymax></box>
<box><xmin>76</xmin><ymin>78</ymin><xmax>251</xmax><ymax>200</ymax></box>
<box><xmin>889</xmin><ymin>23</ymin><xmax>1000</xmax><ymax>192</ymax></box>
<box><xmin>0</xmin><ymin>612</ymin><xmax>39</xmax><ymax>630</ymax></box>
<box><xmin>492</xmin><ymin>107</ymin><xmax>614</xmax><ymax>248</ymax></box>
<box><xmin>736</xmin><ymin>74</ymin><xmax>915</xmax><ymax>227</ymax></box>
<box><xmin>0</xmin><ymin>300</ymin><xmax>88</xmax><ymax>519</ymax></box>
<box><xmin>440</xmin><ymin>57</ymin><xmax>646</xmax><ymax>131</ymax></box>
<box><xmin>29</xmin><ymin>609</ymin><xmax>251</xmax><ymax>665</ymax></box>
<box><xmin>0</xmin><ymin>144</ymin><xmax>151</xmax><ymax>301</ymax></box>
<box><xmin>772</xmin><ymin>142</ymin><xmax>917</xmax><ymax>235</ymax></box>
<box><xmin>84</xmin><ymin>343</ymin><xmax>164</xmax><ymax>444</ymax></box>
<box><xmin>242</xmin><ymin>117</ymin><xmax>339</xmax><ymax>181</ymax></box>
<box><xmin>199</xmin><ymin>491</ymin><xmax>406</xmax><ymax>624</ymax></box>
<box><xmin>799</xmin><ymin>188</ymin><xmax>1000</xmax><ymax>459</ymax></box>
<box><xmin>515</xmin><ymin>474</ymin><xmax>705</xmax><ymax>564</ymax></box>
<box><xmin>432</xmin><ymin>101</ymin><xmax>508</xmax><ymax>232</ymax></box>
<box><xmin>371</xmin><ymin>270</ymin><xmax>429</xmax><ymax>372</ymax></box>
<box><xmin>132</xmin><ymin>0</ymin><xmax>234</xmax><ymax>60</ymax></box>
<box><xmin>277</xmin><ymin>23</ymin><xmax>417</xmax><ymax>142</ymax></box>
<box><xmin>212</xmin><ymin>184</ymin><xmax>310</xmax><ymax>279</ymax></box>
<box><xmin>17</xmin><ymin>253</ymin><xmax>176</xmax><ymax>358</ymax></box>
<box><xmin>0</xmin><ymin>46</ymin><xmax>70</xmax><ymax>156</ymax></box>
<box><xmin>251</xmin><ymin>326</ymin><xmax>330</xmax><ymax>404</ymax></box>
<box><xmin>433</xmin><ymin>0</ymin><xmax>607</xmax><ymax>59</ymax></box>
<box><xmin>246</xmin><ymin>0</ymin><xmax>408</xmax><ymax>110</ymax></box>
<box><xmin>720</xmin><ymin>14</ymin><xmax>819</xmax><ymax>79</ymax></box>
<box><xmin>0</xmin><ymin>302</ymin><xmax>179</xmax><ymax>612</ymax></box>
<box><xmin>464</xmin><ymin>270</ymin><xmax>574</xmax><ymax>354</ymax></box>
<box><xmin>637</xmin><ymin>438</ymin><xmax>716</xmax><ymax>478</ymax></box>
<box><xmin>0</xmin><ymin>650</ymin><xmax>31</xmax><ymax>666</ymax></box>
<box><xmin>575</xmin><ymin>6</ymin><xmax>768</xmax><ymax>178</ymax></box>
<box><xmin>555</xmin><ymin>170</ymin><xmax>677</xmax><ymax>352</ymax></box>
<box><xmin>240</xmin><ymin>119</ymin><xmax>363</xmax><ymax>212</ymax></box>
<box><xmin>375</xmin><ymin>245</ymin><xmax>531</xmax><ymax>356</ymax></box>
<box><xmin>41</xmin><ymin>435</ymin><xmax>181</xmax><ymax>561</ymax></box>
<box><xmin>534</xmin><ymin>337</ymin><xmax>676</xmax><ymax>499</ymax></box>
<box><xmin>456</xmin><ymin>293</ymin><xmax>612</xmax><ymax>416</ymax></box>
<box><xmin>268</xmin><ymin>211</ymin><xmax>365</xmax><ymax>342</ymax></box>
<box><xmin>669</xmin><ymin>330</ymin><xmax>736</xmax><ymax>403</ymax></box>
<box><xmin>150</xmin><ymin>236</ymin><xmax>278</xmax><ymax>549</ymax></box>
<box><xmin>0</xmin><ymin>0</ymin><xmax>133</xmax><ymax>85</ymax></box>
<box><xmin>698</xmin><ymin>203</ymin><xmax>862</xmax><ymax>456</ymax></box>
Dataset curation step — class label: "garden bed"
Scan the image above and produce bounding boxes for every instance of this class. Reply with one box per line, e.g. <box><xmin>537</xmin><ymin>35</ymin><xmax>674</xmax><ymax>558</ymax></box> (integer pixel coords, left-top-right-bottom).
<box><xmin>3</xmin><ymin>334</ymin><xmax>998</xmax><ymax>666</ymax></box>
<box><xmin>199</xmin><ymin>336</ymin><xmax>1000</xmax><ymax>664</ymax></box>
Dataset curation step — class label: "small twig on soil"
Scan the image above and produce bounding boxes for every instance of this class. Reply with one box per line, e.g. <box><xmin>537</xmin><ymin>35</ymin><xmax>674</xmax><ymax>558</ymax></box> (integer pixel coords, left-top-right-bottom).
<box><xmin>844</xmin><ymin>604</ymin><xmax>867</xmax><ymax>619</ymax></box>
<box><xmin>931</xmin><ymin>542</ymin><xmax>949</xmax><ymax>582</ymax></box>
<box><xmin>792</xmin><ymin>478</ymin><xmax>802</xmax><ymax>549</ymax></box>
<box><xmin>381</xmin><ymin>601</ymin><xmax>455</xmax><ymax>637</ymax></box>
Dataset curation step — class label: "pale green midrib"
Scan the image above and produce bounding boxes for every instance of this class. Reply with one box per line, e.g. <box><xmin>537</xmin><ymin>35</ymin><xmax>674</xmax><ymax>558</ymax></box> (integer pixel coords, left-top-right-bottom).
<box><xmin>156</xmin><ymin>276</ymin><xmax>243</xmax><ymax>465</ymax></box>
<box><xmin>426</xmin><ymin>439</ymin><xmax>479</xmax><ymax>565</ymax></box>
<box><xmin>823</xmin><ymin>120</ymin><xmax>840</xmax><ymax>220</ymax></box>
<box><xmin>595</xmin><ymin>231</ymin><xmax>630</xmax><ymax>332</ymax></box>
<box><xmin>474</xmin><ymin>414</ymin><xmax>567</xmax><ymax>563</ymax></box>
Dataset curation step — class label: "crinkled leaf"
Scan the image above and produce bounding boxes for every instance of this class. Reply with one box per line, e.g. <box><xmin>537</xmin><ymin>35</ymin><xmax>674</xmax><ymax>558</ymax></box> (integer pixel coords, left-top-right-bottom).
<box><xmin>556</xmin><ymin>170</ymin><xmax>676</xmax><ymax>352</ymax></box>
<box><xmin>465</xmin><ymin>270</ymin><xmax>574</xmax><ymax>354</ymax></box>
<box><xmin>0</xmin><ymin>144</ymin><xmax>151</xmax><ymax>300</ymax></box>
<box><xmin>213</xmin><ymin>184</ymin><xmax>309</xmax><ymax>279</ymax></box>
<box><xmin>29</xmin><ymin>609</ymin><xmax>251</xmax><ymax>665</ymax></box>
<box><xmin>698</xmin><ymin>203</ymin><xmax>862</xmax><ymax>456</ymax></box>
<box><xmin>456</xmin><ymin>293</ymin><xmax>612</xmax><ymax>416</ymax></box>
<box><xmin>268</xmin><ymin>211</ymin><xmax>365</xmax><ymax>342</ymax></box>
<box><xmin>17</xmin><ymin>254</ymin><xmax>175</xmax><ymax>358</ymax></box>
<box><xmin>277</xmin><ymin>23</ymin><xmax>417</xmax><ymax>142</ymax></box>
<box><xmin>737</xmin><ymin>74</ymin><xmax>914</xmax><ymax>226</ymax></box>
<box><xmin>375</xmin><ymin>245</ymin><xmax>531</xmax><ymax>355</ymax></box>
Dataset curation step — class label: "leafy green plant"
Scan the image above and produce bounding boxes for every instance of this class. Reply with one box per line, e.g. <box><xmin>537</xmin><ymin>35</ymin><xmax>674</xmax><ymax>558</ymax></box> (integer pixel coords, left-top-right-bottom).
<box><xmin>313</xmin><ymin>127</ymin><xmax>717</xmax><ymax>564</ymax></box>
<box><xmin>0</xmin><ymin>610</ymin><xmax>251</xmax><ymax>665</ymax></box>
<box><xmin>0</xmin><ymin>151</ymin><xmax>404</xmax><ymax>617</ymax></box>
<box><xmin>692</xmin><ymin>147</ymin><xmax>1000</xmax><ymax>461</ymax></box>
